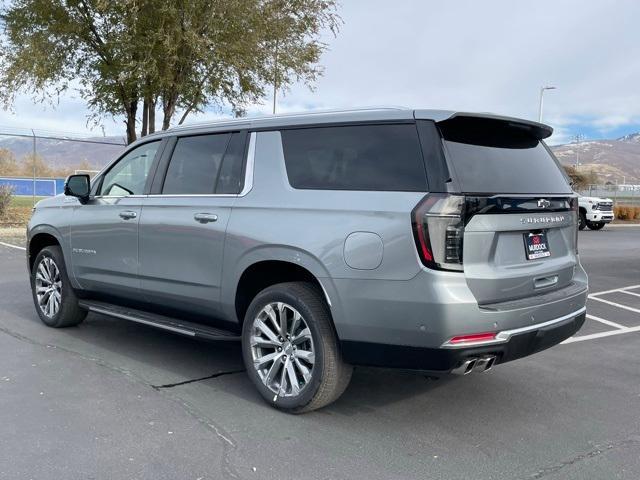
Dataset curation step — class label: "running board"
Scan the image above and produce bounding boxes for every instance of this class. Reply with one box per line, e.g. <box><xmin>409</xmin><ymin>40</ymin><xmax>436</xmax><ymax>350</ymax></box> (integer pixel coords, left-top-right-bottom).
<box><xmin>78</xmin><ymin>300</ymin><xmax>241</xmax><ymax>341</ymax></box>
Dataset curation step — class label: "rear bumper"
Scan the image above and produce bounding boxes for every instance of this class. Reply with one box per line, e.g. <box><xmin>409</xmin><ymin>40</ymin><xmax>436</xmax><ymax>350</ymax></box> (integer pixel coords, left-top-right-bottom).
<box><xmin>341</xmin><ymin>308</ymin><xmax>586</xmax><ymax>372</ymax></box>
<box><xmin>329</xmin><ymin>264</ymin><xmax>588</xmax><ymax>348</ymax></box>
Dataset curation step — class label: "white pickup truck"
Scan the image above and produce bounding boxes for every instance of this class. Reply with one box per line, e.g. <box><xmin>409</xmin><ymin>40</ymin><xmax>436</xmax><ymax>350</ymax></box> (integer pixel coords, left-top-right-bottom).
<box><xmin>578</xmin><ymin>195</ymin><xmax>615</xmax><ymax>230</ymax></box>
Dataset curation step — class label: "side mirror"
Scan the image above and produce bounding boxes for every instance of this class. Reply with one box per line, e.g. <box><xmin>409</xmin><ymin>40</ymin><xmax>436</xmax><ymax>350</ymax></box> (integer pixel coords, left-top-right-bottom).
<box><xmin>64</xmin><ymin>174</ymin><xmax>90</xmax><ymax>203</ymax></box>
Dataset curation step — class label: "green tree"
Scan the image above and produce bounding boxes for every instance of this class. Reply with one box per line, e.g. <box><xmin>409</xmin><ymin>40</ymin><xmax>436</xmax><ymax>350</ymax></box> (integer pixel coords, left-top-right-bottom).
<box><xmin>0</xmin><ymin>0</ymin><xmax>340</xmax><ymax>144</ymax></box>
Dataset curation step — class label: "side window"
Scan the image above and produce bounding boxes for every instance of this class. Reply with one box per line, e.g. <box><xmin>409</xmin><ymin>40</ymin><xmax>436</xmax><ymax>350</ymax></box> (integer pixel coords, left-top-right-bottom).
<box><xmin>100</xmin><ymin>141</ymin><xmax>160</xmax><ymax>196</ymax></box>
<box><xmin>281</xmin><ymin>124</ymin><xmax>427</xmax><ymax>191</ymax></box>
<box><xmin>162</xmin><ymin>133</ymin><xmax>231</xmax><ymax>194</ymax></box>
<box><xmin>215</xmin><ymin>132</ymin><xmax>247</xmax><ymax>194</ymax></box>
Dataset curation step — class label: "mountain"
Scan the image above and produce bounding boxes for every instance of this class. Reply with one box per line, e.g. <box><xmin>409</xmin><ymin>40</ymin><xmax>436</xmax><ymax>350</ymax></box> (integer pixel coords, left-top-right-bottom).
<box><xmin>551</xmin><ymin>133</ymin><xmax>640</xmax><ymax>184</ymax></box>
<box><xmin>617</xmin><ymin>132</ymin><xmax>640</xmax><ymax>143</ymax></box>
<box><xmin>0</xmin><ymin>135</ymin><xmax>126</xmax><ymax>172</ymax></box>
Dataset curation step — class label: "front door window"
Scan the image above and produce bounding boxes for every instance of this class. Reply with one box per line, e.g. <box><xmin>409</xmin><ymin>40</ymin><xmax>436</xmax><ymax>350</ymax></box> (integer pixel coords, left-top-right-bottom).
<box><xmin>100</xmin><ymin>141</ymin><xmax>160</xmax><ymax>196</ymax></box>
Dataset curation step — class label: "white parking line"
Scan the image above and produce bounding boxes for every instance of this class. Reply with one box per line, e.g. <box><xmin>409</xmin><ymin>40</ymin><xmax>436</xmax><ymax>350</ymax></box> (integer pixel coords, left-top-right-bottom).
<box><xmin>0</xmin><ymin>241</ymin><xmax>26</xmax><ymax>251</ymax></box>
<box><xmin>589</xmin><ymin>284</ymin><xmax>640</xmax><ymax>297</ymax></box>
<box><xmin>589</xmin><ymin>296</ymin><xmax>640</xmax><ymax>314</ymax></box>
<box><xmin>619</xmin><ymin>290</ymin><xmax>640</xmax><ymax>299</ymax></box>
<box><xmin>563</xmin><ymin>325</ymin><xmax>640</xmax><ymax>344</ymax></box>
<box><xmin>586</xmin><ymin>314</ymin><xmax>626</xmax><ymax>330</ymax></box>
<box><xmin>561</xmin><ymin>283</ymin><xmax>640</xmax><ymax>344</ymax></box>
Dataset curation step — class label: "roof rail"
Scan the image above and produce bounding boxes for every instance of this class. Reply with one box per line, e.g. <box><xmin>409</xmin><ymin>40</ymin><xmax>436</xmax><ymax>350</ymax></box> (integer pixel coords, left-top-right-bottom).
<box><xmin>166</xmin><ymin>117</ymin><xmax>250</xmax><ymax>132</ymax></box>
<box><xmin>167</xmin><ymin>106</ymin><xmax>409</xmax><ymax>132</ymax></box>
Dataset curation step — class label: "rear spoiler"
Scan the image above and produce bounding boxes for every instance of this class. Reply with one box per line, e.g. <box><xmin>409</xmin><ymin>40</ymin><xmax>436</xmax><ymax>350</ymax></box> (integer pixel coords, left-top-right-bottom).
<box><xmin>415</xmin><ymin>110</ymin><xmax>553</xmax><ymax>140</ymax></box>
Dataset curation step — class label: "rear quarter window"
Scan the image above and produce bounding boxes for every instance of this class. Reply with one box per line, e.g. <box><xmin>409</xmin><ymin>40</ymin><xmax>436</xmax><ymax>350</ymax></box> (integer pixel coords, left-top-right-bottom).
<box><xmin>281</xmin><ymin>124</ymin><xmax>428</xmax><ymax>191</ymax></box>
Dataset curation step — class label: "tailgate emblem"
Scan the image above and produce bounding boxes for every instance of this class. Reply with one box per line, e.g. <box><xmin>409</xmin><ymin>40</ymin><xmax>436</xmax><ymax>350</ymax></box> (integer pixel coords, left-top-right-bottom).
<box><xmin>521</xmin><ymin>215</ymin><xmax>565</xmax><ymax>225</ymax></box>
<box><xmin>537</xmin><ymin>199</ymin><xmax>551</xmax><ymax>208</ymax></box>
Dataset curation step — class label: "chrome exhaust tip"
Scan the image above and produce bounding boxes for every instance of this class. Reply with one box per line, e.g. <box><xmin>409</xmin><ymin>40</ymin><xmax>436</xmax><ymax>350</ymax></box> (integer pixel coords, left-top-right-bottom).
<box><xmin>451</xmin><ymin>358</ymin><xmax>478</xmax><ymax>375</ymax></box>
<box><xmin>475</xmin><ymin>355</ymin><xmax>497</xmax><ymax>372</ymax></box>
<box><xmin>451</xmin><ymin>355</ymin><xmax>497</xmax><ymax>375</ymax></box>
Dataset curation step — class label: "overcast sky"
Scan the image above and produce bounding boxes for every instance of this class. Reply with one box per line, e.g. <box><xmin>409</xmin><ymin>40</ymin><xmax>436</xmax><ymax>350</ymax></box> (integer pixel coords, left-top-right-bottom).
<box><xmin>1</xmin><ymin>0</ymin><xmax>639</xmax><ymax>145</ymax></box>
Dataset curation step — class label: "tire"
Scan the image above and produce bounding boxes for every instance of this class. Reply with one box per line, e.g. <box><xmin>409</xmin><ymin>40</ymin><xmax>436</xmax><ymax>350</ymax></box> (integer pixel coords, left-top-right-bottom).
<box><xmin>241</xmin><ymin>282</ymin><xmax>352</xmax><ymax>413</ymax></box>
<box><xmin>30</xmin><ymin>245</ymin><xmax>87</xmax><ymax>328</ymax></box>
<box><xmin>587</xmin><ymin>222</ymin><xmax>605</xmax><ymax>230</ymax></box>
<box><xmin>578</xmin><ymin>210</ymin><xmax>587</xmax><ymax>230</ymax></box>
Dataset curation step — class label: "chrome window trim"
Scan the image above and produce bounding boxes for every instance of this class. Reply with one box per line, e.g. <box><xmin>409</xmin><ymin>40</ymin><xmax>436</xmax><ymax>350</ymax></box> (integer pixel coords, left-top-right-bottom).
<box><xmin>440</xmin><ymin>306</ymin><xmax>586</xmax><ymax>349</ymax></box>
<box><xmin>92</xmin><ymin>195</ymin><xmax>147</xmax><ymax>199</ymax></box>
<box><xmin>238</xmin><ymin>132</ymin><xmax>256</xmax><ymax>197</ymax></box>
<box><xmin>145</xmin><ymin>194</ymin><xmax>239</xmax><ymax>198</ymax></box>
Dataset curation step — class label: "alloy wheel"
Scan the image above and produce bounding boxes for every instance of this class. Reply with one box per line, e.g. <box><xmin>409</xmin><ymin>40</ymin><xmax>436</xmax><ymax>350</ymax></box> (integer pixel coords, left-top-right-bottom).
<box><xmin>249</xmin><ymin>302</ymin><xmax>315</xmax><ymax>398</ymax></box>
<box><xmin>35</xmin><ymin>256</ymin><xmax>62</xmax><ymax>318</ymax></box>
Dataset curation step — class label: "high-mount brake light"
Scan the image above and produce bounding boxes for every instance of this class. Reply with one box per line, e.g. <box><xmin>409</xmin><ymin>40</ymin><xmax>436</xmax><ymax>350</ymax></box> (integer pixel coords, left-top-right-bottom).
<box><xmin>412</xmin><ymin>194</ymin><xmax>465</xmax><ymax>271</ymax></box>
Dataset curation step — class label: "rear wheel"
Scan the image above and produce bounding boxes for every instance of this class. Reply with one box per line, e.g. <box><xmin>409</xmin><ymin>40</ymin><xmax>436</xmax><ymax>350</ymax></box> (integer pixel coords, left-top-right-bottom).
<box><xmin>587</xmin><ymin>221</ymin><xmax>605</xmax><ymax>230</ymax></box>
<box><xmin>241</xmin><ymin>282</ymin><xmax>352</xmax><ymax>413</ymax></box>
<box><xmin>30</xmin><ymin>246</ymin><xmax>87</xmax><ymax>328</ymax></box>
<box><xmin>578</xmin><ymin>210</ymin><xmax>587</xmax><ymax>230</ymax></box>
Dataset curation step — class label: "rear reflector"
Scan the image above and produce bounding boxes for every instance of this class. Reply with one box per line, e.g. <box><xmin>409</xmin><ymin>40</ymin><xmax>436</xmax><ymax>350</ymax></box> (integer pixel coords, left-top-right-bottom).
<box><xmin>445</xmin><ymin>332</ymin><xmax>497</xmax><ymax>346</ymax></box>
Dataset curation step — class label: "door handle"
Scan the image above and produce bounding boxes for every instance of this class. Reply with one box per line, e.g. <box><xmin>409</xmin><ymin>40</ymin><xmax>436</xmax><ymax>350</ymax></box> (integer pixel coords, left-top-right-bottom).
<box><xmin>194</xmin><ymin>213</ymin><xmax>218</xmax><ymax>224</ymax></box>
<box><xmin>119</xmin><ymin>210</ymin><xmax>138</xmax><ymax>220</ymax></box>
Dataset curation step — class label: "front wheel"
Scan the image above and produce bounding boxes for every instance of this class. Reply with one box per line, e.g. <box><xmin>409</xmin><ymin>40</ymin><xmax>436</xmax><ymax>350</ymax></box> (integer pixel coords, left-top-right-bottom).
<box><xmin>578</xmin><ymin>211</ymin><xmax>587</xmax><ymax>230</ymax></box>
<box><xmin>241</xmin><ymin>282</ymin><xmax>352</xmax><ymax>413</ymax></box>
<box><xmin>587</xmin><ymin>221</ymin><xmax>606</xmax><ymax>230</ymax></box>
<box><xmin>30</xmin><ymin>245</ymin><xmax>87</xmax><ymax>328</ymax></box>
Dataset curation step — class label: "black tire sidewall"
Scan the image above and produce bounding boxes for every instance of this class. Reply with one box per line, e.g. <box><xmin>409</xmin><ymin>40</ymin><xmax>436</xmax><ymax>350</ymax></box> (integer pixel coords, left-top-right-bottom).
<box><xmin>579</xmin><ymin>211</ymin><xmax>586</xmax><ymax>230</ymax></box>
<box><xmin>30</xmin><ymin>246</ymin><xmax>79</xmax><ymax>327</ymax></box>
<box><xmin>241</xmin><ymin>285</ymin><xmax>327</xmax><ymax>411</ymax></box>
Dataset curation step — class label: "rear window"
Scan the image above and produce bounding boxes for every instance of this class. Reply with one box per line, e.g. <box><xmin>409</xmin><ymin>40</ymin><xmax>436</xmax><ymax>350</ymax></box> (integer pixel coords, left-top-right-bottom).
<box><xmin>162</xmin><ymin>133</ymin><xmax>231</xmax><ymax>194</ymax></box>
<box><xmin>281</xmin><ymin>124</ymin><xmax>427</xmax><ymax>191</ymax></box>
<box><xmin>439</xmin><ymin>117</ymin><xmax>572</xmax><ymax>194</ymax></box>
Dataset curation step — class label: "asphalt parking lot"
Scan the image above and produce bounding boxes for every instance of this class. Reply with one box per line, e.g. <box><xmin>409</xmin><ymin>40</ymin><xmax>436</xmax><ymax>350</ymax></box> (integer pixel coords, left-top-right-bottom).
<box><xmin>1</xmin><ymin>227</ymin><xmax>639</xmax><ymax>480</ymax></box>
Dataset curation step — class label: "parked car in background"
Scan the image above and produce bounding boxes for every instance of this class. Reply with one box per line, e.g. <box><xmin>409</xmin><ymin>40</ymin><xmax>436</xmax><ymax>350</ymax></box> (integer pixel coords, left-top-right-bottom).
<box><xmin>26</xmin><ymin>108</ymin><xmax>588</xmax><ymax>412</ymax></box>
<box><xmin>578</xmin><ymin>195</ymin><xmax>615</xmax><ymax>230</ymax></box>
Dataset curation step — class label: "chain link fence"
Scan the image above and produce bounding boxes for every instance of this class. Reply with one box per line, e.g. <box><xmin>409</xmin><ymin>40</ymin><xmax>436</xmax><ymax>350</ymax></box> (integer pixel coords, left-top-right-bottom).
<box><xmin>576</xmin><ymin>184</ymin><xmax>640</xmax><ymax>206</ymax></box>
<box><xmin>0</xmin><ymin>125</ymin><xmax>126</xmax><ymax>202</ymax></box>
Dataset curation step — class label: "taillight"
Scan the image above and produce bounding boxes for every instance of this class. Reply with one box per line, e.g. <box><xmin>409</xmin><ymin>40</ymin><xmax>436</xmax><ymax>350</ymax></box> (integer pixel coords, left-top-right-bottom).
<box><xmin>412</xmin><ymin>194</ymin><xmax>465</xmax><ymax>271</ymax></box>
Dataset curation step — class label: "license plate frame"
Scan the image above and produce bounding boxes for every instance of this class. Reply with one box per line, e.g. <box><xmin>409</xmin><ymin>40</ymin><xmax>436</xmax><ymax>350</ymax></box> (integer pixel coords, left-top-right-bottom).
<box><xmin>523</xmin><ymin>231</ymin><xmax>551</xmax><ymax>260</ymax></box>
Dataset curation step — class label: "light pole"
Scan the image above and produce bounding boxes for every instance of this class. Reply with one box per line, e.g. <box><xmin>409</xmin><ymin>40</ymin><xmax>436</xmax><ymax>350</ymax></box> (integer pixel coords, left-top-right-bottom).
<box><xmin>538</xmin><ymin>86</ymin><xmax>556</xmax><ymax>123</ymax></box>
<box><xmin>574</xmin><ymin>133</ymin><xmax>584</xmax><ymax>169</ymax></box>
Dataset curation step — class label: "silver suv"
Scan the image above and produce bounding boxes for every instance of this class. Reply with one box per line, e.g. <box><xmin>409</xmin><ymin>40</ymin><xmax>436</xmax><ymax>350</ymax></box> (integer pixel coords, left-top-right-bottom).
<box><xmin>27</xmin><ymin>108</ymin><xmax>588</xmax><ymax>412</ymax></box>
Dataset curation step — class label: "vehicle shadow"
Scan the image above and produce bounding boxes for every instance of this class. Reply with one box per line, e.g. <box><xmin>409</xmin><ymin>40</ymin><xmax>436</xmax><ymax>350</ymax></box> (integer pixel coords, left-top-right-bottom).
<box><xmin>3</xmin><ymin>295</ymin><xmax>456</xmax><ymax>410</ymax></box>
<box><xmin>1</xmin><ymin>292</ymin><xmax>569</xmax><ymax>426</ymax></box>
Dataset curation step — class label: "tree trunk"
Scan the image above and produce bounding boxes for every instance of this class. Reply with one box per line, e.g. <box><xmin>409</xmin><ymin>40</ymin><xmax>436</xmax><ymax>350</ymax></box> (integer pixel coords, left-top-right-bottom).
<box><xmin>125</xmin><ymin>100</ymin><xmax>138</xmax><ymax>144</ymax></box>
<box><xmin>141</xmin><ymin>97</ymin><xmax>149</xmax><ymax>137</ymax></box>
<box><xmin>162</xmin><ymin>93</ymin><xmax>178</xmax><ymax>131</ymax></box>
<box><xmin>149</xmin><ymin>97</ymin><xmax>156</xmax><ymax>134</ymax></box>
<box><xmin>178</xmin><ymin>103</ymin><xmax>195</xmax><ymax>125</ymax></box>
